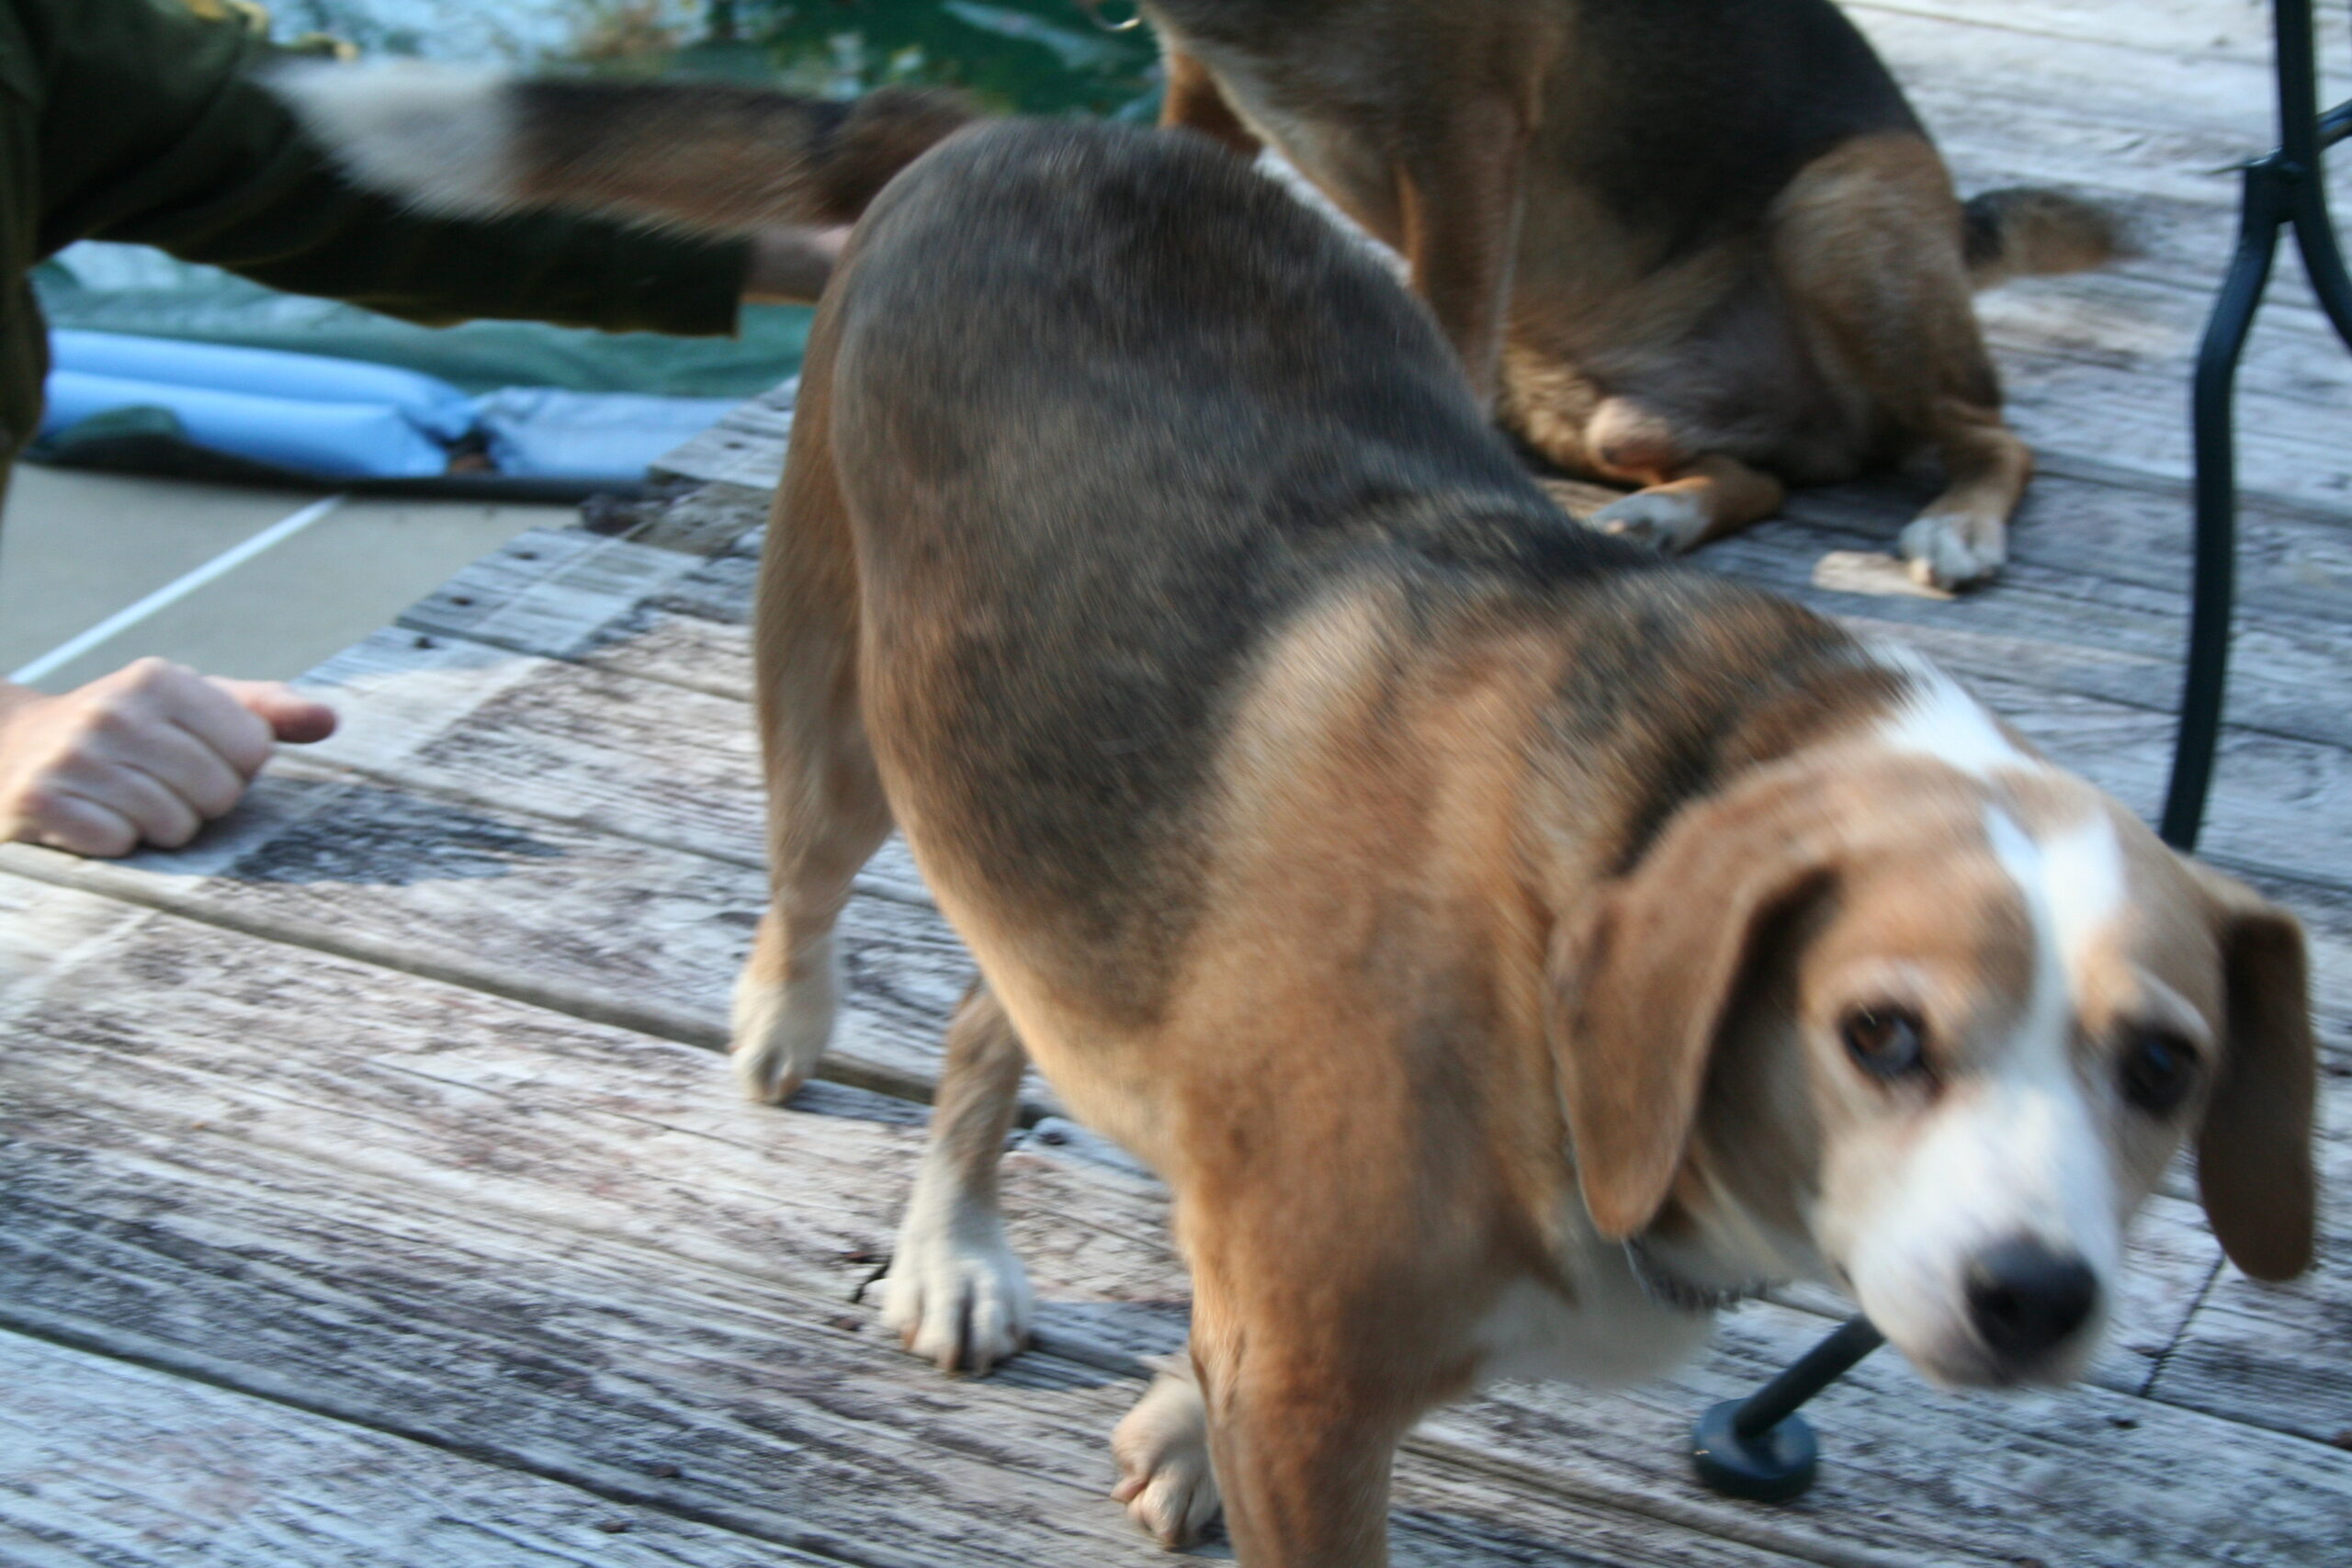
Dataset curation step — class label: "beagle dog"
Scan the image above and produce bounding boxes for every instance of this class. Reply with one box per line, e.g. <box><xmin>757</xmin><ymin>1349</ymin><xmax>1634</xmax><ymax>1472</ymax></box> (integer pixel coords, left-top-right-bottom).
<box><xmin>1120</xmin><ymin>0</ymin><xmax>2116</xmax><ymax>587</ymax></box>
<box><xmin>284</xmin><ymin>78</ymin><xmax>2312</xmax><ymax>1568</ymax></box>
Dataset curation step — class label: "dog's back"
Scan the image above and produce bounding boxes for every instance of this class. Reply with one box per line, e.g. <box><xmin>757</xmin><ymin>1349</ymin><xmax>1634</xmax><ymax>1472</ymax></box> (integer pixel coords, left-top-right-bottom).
<box><xmin>828</xmin><ymin>120</ymin><xmax>1645</xmax><ymax>1010</ymax></box>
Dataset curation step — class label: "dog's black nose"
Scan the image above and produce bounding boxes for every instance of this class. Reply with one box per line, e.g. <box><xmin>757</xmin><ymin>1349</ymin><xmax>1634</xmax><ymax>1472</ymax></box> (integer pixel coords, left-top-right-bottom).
<box><xmin>1964</xmin><ymin>1237</ymin><xmax>2100</xmax><ymax>1361</ymax></box>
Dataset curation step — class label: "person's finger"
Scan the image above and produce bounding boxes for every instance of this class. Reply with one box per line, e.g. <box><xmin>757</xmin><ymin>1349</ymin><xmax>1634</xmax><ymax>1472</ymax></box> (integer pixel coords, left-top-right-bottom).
<box><xmin>145</xmin><ymin>673</ymin><xmax>274</xmax><ymax>777</ymax></box>
<box><xmin>86</xmin><ymin>715</ymin><xmax>246</xmax><ymax>819</ymax></box>
<box><xmin>17</xmin><ymin>784</ymin><xmax>140</xmax><ymax>858</ymax></box>
<box><xmin>65</xmin><ymin>756</ymin><xmax>203</xmax><ymax>849</ymax></box>
<box><xmin>212</xmin><ymin>679</ymin><xmax>338</xmax><ymax>747</ymax></box>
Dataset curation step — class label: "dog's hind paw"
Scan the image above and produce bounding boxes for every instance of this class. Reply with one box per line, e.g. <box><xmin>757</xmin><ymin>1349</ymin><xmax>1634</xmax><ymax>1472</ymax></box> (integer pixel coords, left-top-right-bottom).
<box><xmin>1113</xmin><ymin>1360</ymin><xmax>1222</xmax><ymax>1550</ymax></box>
<box><xmin>729</xmin><ymin>944</ymin><xmax>839</xmax><ymax>1104</ymax></box>
<box><xmin>879</xmin><ymin>1205</ymin><xmax>1033</xmax><ymax>1374</ymax></box>
<box><xmin>1587</xmin><ymin>489</ymin><xmax>1710</xmax><ymax>554</ymax></box>
<box><xmin>1898</xmin><ymin>511</ymin><xmax>2007</xmax><ymax>590</ymax></box>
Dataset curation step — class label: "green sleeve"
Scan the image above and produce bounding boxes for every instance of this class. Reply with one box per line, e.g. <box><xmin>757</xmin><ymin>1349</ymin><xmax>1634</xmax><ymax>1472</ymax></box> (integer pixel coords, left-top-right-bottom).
<box><xmin>25</xmin><ymin>0</ymin><xmax>749</xmax><ymax>335</ymax></box>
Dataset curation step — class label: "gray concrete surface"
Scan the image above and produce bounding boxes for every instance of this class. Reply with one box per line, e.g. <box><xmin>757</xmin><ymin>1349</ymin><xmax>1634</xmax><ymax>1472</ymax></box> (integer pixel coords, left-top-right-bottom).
<box><xmin>0</xmin><ymin>465</ymin><xmax>572</xmax><ymax>691</ymax></box>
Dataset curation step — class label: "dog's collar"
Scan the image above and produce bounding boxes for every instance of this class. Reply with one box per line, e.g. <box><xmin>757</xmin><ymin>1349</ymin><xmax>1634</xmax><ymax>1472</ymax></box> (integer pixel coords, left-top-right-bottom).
<box><xmin>1622</xmin><ymin>1235</ymin><xmax>1770</xmax><ymax>1313</ymax></box>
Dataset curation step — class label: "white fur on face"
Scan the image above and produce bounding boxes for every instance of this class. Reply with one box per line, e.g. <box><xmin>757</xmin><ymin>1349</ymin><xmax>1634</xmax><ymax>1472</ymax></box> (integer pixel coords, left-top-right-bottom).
<box><xmin>1826</xmin><ymin>802</ymin><xmax>2129</xmax><ymax>1386</ymax></box>
<box><xmin>1870</xmin><ymin>646</ymin><xmax>2037</xmax><ymax>781</ymax></box>
<box><xmin>267</xmin><ymin>62</ymin><xmax>522</xmax><ymax>217</ymax></box>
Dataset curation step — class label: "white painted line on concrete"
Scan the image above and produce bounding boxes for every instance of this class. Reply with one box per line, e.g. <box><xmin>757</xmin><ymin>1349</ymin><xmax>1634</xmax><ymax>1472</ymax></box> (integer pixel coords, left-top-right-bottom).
<box><xmin>8</xmin><ymin>493</ymin><xmax>349</xmax><ymax>686</ymax></box>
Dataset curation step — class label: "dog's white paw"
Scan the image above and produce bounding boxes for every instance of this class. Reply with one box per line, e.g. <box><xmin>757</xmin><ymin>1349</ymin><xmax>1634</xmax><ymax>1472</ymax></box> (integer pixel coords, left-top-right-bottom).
<box><xmin>729</xmin><ymin>942</ymin><xmax>838</xmax><ymax>1104</ymax></box>
<box><xmin>1588</xmin><ymin>490</ymin><xmax>1710</xmax><ymax>554</ymax></box>
<box><xmin>879</xmin><ymin>1204</ymin><xmax>1033</xmax><ymax>1374</ymax></box>
<box><xmin>1112</xmin><ymin>1362</ymin><xmax>1222</xmax><ymax>1550</ymax></box>
<box><xmin>1898</xmin><ymin>511</ymin><xmax>2007</xmax><ymax>590</ymax></box>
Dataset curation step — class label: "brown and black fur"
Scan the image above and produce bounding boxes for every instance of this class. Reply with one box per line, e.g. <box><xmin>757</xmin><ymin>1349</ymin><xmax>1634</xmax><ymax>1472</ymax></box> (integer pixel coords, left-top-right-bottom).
<box><xmin>279</xmin><ymin>73</ymin><xmax>2309</xmax><ymax>1568</ymax></box>
<box><xmin>748</xmin><ymin>120</ymin><xmax>2301</xmax><ymax>1563</ymax></box>
<box><xmin>1126</xmin><ymin>0</ymin><xmax>2114</xmax><ymax>584</ymax></box>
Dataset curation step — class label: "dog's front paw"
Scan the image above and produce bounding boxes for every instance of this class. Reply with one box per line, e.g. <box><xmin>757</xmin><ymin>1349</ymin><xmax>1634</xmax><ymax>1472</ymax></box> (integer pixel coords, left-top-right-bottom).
<box><xmin>729</xmin><ymin>944</ymin><xmax>838</xmax><ymax>1104</ymax></box>
<box><xmin>1587</xmin><ymin>489</ymin><xmax>1710</xmax><ymax>554</ymax></box>
<box><xmin>1898</xmin><ymin>511</ymin><xmax>2007</xmax><ymax>590</ymax></box>
<box><xmin>1112</xmin><ymin>1361</ymin><xmax>1221</xmax><ymax>1550</ymax></box>
<box><xmin>879</xmin><ymin>1206</ymin><xmax>1033</xmax><ymax>1374</ymax></box>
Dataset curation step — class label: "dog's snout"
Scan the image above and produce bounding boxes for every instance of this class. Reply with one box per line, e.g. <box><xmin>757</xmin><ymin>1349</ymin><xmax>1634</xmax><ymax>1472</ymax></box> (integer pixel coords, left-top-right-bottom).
<box><xmin>1963</xmin><ymin>1237</ymin><xmax>2100</xmax><ymax>1362</ymax></box>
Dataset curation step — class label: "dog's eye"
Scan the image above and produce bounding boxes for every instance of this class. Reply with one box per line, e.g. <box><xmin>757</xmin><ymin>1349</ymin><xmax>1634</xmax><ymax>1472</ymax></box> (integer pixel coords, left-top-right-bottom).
<box><xmin>1841</xmin><ymin>1006</ymin><xmax>1928</xmax><ymax>1079</ymax></box>
<box><xmin>2120</xmin><ymin>1031</ymin><xmax>2199</xmax><ymax>1116</ymax></box>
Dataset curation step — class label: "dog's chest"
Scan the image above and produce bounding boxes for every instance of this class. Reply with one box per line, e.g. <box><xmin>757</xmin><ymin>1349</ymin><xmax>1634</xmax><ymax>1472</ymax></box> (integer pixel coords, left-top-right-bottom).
<box><xmin>1470</xmin><ymin>1261</ymin><xmax>1713</xmax><ymax>1392</ymax></box>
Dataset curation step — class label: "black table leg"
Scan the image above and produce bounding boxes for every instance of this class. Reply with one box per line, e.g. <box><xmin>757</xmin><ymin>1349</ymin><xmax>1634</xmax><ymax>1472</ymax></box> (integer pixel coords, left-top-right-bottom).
<box><xmin>1690</xmin><ymin>1316</ymin><xmax>1885</xmax><ymax>1502</ymax></box>
<box><xmin>2160</xmin><ymin>0</ymin><xmax>2351</xmax><ymax>852</ymax></box>
<box><xmin>2161</xmin><ymin>161</ymin><xmax>2287</xmax><ymax>852</ymax></box>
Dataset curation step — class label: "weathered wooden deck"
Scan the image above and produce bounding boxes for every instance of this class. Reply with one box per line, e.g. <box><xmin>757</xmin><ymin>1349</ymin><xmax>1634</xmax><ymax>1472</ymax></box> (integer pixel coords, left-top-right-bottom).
<box><xmin>4</xmin><ymin>2</ymin><xmax>2349</xmax><ymax>1562</ymax></box>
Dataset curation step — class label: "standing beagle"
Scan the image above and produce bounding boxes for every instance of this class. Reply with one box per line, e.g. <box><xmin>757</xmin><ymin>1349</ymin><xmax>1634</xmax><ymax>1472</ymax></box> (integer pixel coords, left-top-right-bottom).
<box><xmin>283</xmin><ymin>77</ymin><xmax>2312</xmax><ymax>1568</ymax></box>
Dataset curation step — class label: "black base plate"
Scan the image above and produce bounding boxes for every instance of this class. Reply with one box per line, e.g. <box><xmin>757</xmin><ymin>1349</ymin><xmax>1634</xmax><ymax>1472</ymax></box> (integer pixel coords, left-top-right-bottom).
<box><xmin>1690</xmin><ymin>1400</ymin><xmax>1819</xmax><ymax>1503</ymax></box>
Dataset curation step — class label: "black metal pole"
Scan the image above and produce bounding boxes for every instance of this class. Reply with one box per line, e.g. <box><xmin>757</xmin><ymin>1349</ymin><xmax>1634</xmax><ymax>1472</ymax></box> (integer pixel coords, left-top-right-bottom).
<box><xmin>2159</xmin><ymin>0</ymin><xmax>2350</xmax><ymax>851</ymax></box>
<box><xmin>1731</xmin><ymin>1315</ymin><xmax>1886</xmax><ymax>1438</ymax></box>
<box><xmin>1689</xmin><ymin>1315</ymin><xmax>1885</xmax><ymax>1503</ymax></box>
<box><xmin>2279</xmin><ymin>0</ymin><xmax>2352</xmax><ymax>354</ymax></box>
<box><xmin>2159</xmin><ymin>163</ymin><xmax>2287</xmax><ymax>852</ymax></box>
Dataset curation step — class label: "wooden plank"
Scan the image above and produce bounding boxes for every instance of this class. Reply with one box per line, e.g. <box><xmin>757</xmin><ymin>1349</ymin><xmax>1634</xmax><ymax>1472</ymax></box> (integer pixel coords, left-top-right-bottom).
<box><xmin>288</xmin><ymin>603</ymin><xmax>2352</xmax><ymax>908</ymax></box>
<box><xmin>2144</xmin><ymin>1101</ymin><xmax>2352</xmax><ymax>1448</ymax></box>
<box><xmin>0</xmin><ymin>898</ymin><xmax>1804</xmax><ymax>1568</ymax></box>
<box><xmin>0</xmin><ymin>873</ymin><xmax>2221</xmax><ymax>1396</ymax></box>
<box><xmin>649</xmin><ymin>383</ymin><xmax>797</xmax><ymax>491</ymax></box>
<box><xmin>0</xmin><ymin>1326</ymin><xmax>839</xmax><ymax>1568</ymax></box>
<box><xmin>400</xmin><ymin>527</ymin><xmax>755</xmax><ymax>702</ymax></box>
<box><xmin>1774</xmin><ymin>466</ymin><xmax>2352</xmax><ymax>629</ymax></box>
<box><xmin>0</xmin><ymin>764</ymin><xmax>990</xmax><ymax>1112</ymax></box>
<box><xmin>291</xmin><ymin>627</ymin><xmax>767</xmax><ymax>868</ymax></box>
<box><xmin>1849</xmin><ymin>0</ymin><xmax>2348</xmax><ymax>73</ymax></box>
<box><xmin>5</xmin><ymin>881</ymin><xmax>2344</xmax><ymax>1566</ymax></box>
<box><xmin>1847</xmin><ymin>6</ymin><xmax>2332</xmax><ymax>138</ymax></box>
<box><xmin>1692</xmin><ymin>513</ymin><xmax>2352</xmax><ymax>755</ymax></box>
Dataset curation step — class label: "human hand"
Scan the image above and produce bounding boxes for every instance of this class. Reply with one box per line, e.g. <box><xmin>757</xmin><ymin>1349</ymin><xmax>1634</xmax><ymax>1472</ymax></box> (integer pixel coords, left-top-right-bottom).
<box><xmin>0</xmin><ymin>659</ymin><xmax>337</xmax><ymax>857</ymax></box>
<box><xmin>742</xmin><ymin>225</ymin><xmax>851</xmax><ymax>304</ymax></box>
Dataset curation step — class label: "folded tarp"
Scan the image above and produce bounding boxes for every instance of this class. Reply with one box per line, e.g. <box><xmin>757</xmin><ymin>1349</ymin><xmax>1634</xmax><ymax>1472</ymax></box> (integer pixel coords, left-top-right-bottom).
<box><xmin>36</xmin><ymin>330</ymin><xmax>749</xmax><ymax>492</ymax></box>
<box><xmin>51</xmin><ymin>329</ymin><xmax>477</xmax><ymax>441</ymax></box>
<box><xmin>40</xmin><ymin>367</ymin><xmax>454</xmax><ymax>479</ymax></box>
<box><xmin>474</xmin><ymin>388</ymin><xmax>740</xmax><ymax>482</ymax></box>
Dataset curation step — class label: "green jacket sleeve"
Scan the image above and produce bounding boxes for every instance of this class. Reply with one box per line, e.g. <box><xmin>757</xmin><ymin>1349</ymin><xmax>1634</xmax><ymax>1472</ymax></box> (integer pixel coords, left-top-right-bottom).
<box><xmin>24</xmin><ymin>0</ymin><xmax>750</xmax><ymax>335</ymax></box>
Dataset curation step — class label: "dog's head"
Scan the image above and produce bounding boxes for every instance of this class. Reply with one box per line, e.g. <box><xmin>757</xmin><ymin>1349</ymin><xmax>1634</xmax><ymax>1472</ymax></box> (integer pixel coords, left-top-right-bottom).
<box><xmin>1548</xmin><ymin>673</ymin><xmax>2316</xmax><ymax>1389</ymax></box>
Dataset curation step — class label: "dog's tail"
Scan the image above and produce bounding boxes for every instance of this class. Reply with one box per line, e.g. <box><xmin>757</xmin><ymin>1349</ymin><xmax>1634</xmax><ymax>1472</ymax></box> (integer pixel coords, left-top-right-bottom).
<box><xmin>269</xmin><ymin>63</ymin><xmax>979</xmax><ymax>233</ymax></box>
<box><xmin>1962</xmin><ymin>187</ymin><xmax>2120</xmax><ymax>288</ymax></box>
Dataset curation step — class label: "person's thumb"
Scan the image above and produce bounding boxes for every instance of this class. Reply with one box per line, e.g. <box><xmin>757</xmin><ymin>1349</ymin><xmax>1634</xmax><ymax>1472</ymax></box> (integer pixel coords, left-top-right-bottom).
<box><xmin>211</xmin><ymin>679</ymin><xmax>339</xmax><ymax>744</ymax></box>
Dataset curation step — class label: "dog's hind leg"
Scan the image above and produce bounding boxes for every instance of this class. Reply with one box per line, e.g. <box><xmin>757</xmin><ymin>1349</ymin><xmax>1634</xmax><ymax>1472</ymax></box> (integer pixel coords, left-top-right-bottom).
<box><xmin>1579</xmin><ymin>392</ymin><xmax>1790</xmax><ymax>553</ymax></box>
<box><xmin>880</xmin><ymin>980</ymin><xmax>1035</xmax><ymax>1373</ymax></box>
<box><xmin>1774</xmin><ymin>132</ymin><xmax>2030</xmax><ymax>589</ymax></box>
<box><xmin>1585</xmin><ymin>454</ymin><xmax>1787</xmax><ymax>552</ymax></box>
<box><xmin>732</xmin><ymin>343</ymin><xmax>892</xmax><ymax>1104</ymax></box>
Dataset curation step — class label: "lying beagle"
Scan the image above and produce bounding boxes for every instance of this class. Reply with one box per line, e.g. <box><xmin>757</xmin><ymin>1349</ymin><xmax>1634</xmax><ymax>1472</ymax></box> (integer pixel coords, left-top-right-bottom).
<box><xmin>283</xmin><ymin>75</ymin><xmax>2313</xmax><ymax>1567</ymax></box>
<box><xmin>1117</xmin><ymin>0</ymin><xmax>2115</xmax><ymax>587</ymax></box>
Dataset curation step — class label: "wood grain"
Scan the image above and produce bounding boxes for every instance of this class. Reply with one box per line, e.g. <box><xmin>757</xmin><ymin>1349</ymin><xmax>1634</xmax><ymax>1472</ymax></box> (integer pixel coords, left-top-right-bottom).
<box><xmin>0</xmin><ymin>1326</ymin><xmax>833</xmax><ymax>1568</ymax></box>
<box><xmin>6</xmin><ymin>878</ymin><xmax>2346</xmax><ymax>1566</ymax></box>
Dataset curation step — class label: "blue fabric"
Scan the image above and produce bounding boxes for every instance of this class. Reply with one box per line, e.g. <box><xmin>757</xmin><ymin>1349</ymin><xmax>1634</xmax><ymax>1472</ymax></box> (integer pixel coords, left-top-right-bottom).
<box><xmin>41</xmin><ymin>367</ymin><xmax>451</xmax><ymax>479</ymax></box>
<box><xmin>51</xmin><ymin>328</ymin><xmax>476</xmax><ymax>439</ymax></box>
<box><xmin>40</xmin><ymin>328</ymin><xmax>757</xmax><ymax>486</ymax></box>
<box><xmin>473</xmin><ymin>387</ymin><xmax>741</xmax><ymax>481</ymax></box>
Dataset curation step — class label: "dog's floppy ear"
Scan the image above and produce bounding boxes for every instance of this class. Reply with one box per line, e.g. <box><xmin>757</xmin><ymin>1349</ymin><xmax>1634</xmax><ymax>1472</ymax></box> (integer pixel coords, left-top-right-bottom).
<box><xmin>1550</xmin><ymin>771</ymin><xmax>1838</xmax><ymax>1240</ymax></box>
<box><xmin>2187</xmin><ymin>863</ymin><xmax>2318</xmax><ymax>1281</ymax></box>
